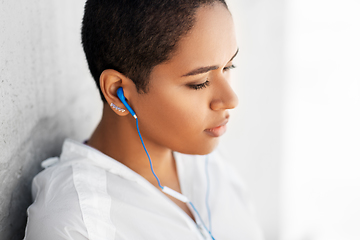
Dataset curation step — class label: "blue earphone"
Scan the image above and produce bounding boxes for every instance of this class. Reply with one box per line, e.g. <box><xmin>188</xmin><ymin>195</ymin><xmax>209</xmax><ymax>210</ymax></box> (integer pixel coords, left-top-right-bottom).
<box><xmin>117</xmin><ymin>87</ymin><xmax>137</xmax><ymax>119</ymax></box>
<box><xmin>116</xmin><ymin>87</ymin><xmax>215</xmax><ymax>239</ymax></box>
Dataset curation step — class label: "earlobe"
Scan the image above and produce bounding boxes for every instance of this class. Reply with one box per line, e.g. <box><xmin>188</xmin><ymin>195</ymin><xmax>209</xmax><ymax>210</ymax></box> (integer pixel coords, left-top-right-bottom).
<box><xmin>110</xmin><ymin>103</ymin><xmax>126</xmax><ymax>112</ymax></box>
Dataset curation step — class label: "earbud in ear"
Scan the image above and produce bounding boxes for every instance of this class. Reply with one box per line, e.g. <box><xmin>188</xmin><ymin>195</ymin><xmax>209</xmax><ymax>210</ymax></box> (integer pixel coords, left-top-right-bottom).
<box><xmin>117</xmin><ymin>87</ymin><xmax>137</xmax><ymax>119</ymax></box>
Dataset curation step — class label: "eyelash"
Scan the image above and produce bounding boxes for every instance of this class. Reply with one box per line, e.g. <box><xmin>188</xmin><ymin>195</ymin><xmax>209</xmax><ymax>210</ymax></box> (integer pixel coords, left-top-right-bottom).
<box><xmin>224</xmin><ymin>64</ymin><xmax>236</xmax><ymax>71</ymax></box>
<box><xmin>189</xmin><ymin>80</ymin><xmax>210</xmax><ymax>90</ymax></box>
<box><xmin>188</xmin><ymin>65</ymin><xmax>236</xmax><ymax>90</ymax></box>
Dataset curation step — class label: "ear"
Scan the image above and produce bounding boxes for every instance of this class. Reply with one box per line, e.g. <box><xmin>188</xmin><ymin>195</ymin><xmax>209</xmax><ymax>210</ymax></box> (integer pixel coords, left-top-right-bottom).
<box><xmin>99</xmin><ymin>69</ymin><xmax>137</xmax><ymax>116</ymax></box>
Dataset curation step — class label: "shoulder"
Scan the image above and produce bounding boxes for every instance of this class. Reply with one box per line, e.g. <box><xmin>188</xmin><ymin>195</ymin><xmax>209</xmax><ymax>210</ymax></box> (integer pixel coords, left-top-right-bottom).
<box><xmin>25</xmin><ymin>160</ymin><xmax>89</xmax><ymax>239</ymax></box>
<box><xmin>25</xmin><ymin>139</ymin><xmax>122</xmax><ymax>239</ymax></box>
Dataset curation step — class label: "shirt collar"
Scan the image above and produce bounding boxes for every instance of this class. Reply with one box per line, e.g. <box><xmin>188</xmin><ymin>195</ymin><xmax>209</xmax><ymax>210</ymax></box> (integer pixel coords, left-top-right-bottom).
<box><xmin>60</xmin><ymin>138</ymin><xmax>147</xmax><ymax>183</ymax></box>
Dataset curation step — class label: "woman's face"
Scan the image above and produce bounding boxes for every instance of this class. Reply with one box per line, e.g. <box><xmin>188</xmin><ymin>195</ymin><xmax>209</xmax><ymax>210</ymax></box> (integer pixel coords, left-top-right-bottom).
<box><xmin>132</xmin><ymin>3</ymin><xmax>238</xmax><ymax>155</ymax></box>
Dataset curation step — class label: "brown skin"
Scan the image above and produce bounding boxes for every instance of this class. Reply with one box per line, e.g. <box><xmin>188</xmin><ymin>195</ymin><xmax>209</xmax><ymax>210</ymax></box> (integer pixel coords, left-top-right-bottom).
<box><xmin>87</xmin><ymin>3</ymin><xmax>238</xmax><ymax>220</ymax></box>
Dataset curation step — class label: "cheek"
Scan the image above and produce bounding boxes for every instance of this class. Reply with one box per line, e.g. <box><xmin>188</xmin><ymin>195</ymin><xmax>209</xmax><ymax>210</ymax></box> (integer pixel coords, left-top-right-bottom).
<box><xmin>135</xmin><ymin>90</ymin><xmax>214</xmax><ymax>152</ymax></box>
<box><xmin>150</xmin><ymin>92</ymin><xmax>203</xmax><ymax>133</ymax></box>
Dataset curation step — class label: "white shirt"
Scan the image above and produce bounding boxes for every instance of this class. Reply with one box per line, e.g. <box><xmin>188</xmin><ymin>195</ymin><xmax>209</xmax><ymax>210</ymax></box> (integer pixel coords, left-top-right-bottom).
<box><xmin>24</xmin><ymin>139</ymin><xmax>263</xmax><ymax>240</ymax></box>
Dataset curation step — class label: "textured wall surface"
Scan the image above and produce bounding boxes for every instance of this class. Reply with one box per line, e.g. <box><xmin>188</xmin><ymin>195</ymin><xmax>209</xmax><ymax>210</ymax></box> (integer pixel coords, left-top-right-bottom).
<box><xmin>0</xmin><ymin>1</ymin><xmax>102</xmax><ymax>239</ymax></box>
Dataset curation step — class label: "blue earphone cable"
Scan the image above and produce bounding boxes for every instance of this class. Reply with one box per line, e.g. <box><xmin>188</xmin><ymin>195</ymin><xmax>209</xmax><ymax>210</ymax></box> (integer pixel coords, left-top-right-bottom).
<box><xmin>189</xmin><ymin>201</ymin><xmax>215</xmax><ymax>240</ymax></box>
<box><xmin>205</xmin><ymin>155</ymin><xmax>212</xmax><ymax>233</ymax></box>
<box><xmin>135</xmin><ymin>118</ymin><xmax>163</xmax><ymax>189</ymax></box>
<box><xmin>135</xmin><ymin>116</ymin><xmax>215</xmax><ymax>239</ymax></box>
<box><xmin>117</xmin><ymin>87</ymin><xmax>215</xmax><ymax>238</ymax></box>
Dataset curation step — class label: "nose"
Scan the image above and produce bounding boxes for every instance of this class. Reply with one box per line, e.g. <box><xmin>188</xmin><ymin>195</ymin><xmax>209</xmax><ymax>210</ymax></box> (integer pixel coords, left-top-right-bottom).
<box><xmin>210</xmin><ymin>77</ymin><xmax>238</xmax><ymax>111</ymax></box>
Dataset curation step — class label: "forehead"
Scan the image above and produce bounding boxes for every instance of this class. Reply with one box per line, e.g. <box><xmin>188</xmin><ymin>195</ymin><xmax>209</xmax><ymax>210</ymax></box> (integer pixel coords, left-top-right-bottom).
<box><xmin>179</xmin><ymin>3</ymin><xmax>236</xmax><ymax>58</ymax></box>
<box><xmin>151</xmin><ymin>3</ymin><xmax>237</xmax><ymax>78</ymax></box>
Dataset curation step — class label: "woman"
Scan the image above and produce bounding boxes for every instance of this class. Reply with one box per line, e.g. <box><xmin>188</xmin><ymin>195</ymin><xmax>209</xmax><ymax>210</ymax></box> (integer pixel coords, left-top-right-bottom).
<box><xmin>24</xmin><ymin>0</ymin><xmax>263</xmax><ymax>239</ymax></box>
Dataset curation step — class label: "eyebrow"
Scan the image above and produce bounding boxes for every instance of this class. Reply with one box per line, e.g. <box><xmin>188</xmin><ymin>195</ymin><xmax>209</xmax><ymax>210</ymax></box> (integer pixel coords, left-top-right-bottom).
<box><xmin>182</xmin><ymin>48</ymin><xmax>239</xmax><ymax>77</ymax></box>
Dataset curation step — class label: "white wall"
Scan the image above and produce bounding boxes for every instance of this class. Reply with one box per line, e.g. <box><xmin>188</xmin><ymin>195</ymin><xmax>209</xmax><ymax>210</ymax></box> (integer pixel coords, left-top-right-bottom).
<box><xmin>221</xmin><ymin>1</ymin><xmax>284</xmax><ymax>239</ymax></box>
<box><xmin>281</xmin><ymin>0</ymin><xmax>360</xmax><ymax>240</ymax></box>
<box><xmin>0</xmin><ymin>1</ymin><xmax>101</xmax><ymax>238</ymax></box>
<box><xmin>223</xmin><ymin>1</ymin><xmax>360</xmax><ymax>239</ymax></box>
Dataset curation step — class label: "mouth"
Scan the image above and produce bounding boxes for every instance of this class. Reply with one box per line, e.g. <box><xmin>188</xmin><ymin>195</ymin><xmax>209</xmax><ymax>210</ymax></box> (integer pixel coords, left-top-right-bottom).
<box><xmin>204</xmin><ymin>118</ymin><xmax>229</xmax><ymax>137</ymax></box>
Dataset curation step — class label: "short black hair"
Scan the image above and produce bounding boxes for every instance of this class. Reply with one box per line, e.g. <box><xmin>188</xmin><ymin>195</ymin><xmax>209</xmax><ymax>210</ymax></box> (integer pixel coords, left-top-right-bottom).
<box><xmin>81</xmin><ymin>0</ymin><xmax>228</xmax><ymax>101</ymax></box>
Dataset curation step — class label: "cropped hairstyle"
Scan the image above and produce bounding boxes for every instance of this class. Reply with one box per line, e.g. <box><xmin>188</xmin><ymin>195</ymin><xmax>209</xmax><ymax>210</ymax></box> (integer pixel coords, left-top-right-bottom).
<box><xmin>81</xmin><ymin>0</ymin><xmax>228</xmax><ymax>101</ymax></box>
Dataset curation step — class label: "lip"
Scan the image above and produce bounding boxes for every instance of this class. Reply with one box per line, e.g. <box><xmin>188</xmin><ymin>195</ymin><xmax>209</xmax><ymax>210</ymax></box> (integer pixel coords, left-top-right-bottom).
<box><xmin>204</xmin><ymin>118</ymin><xmax>229</xmax><ymax>137</ymax></box>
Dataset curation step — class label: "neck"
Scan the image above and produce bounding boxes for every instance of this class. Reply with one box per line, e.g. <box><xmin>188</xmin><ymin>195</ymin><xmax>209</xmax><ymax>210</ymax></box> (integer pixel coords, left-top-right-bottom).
<box><xmin>87</xmin><ymin>104</ymin><xmax>176</xmax><ymax>187</ymax></box>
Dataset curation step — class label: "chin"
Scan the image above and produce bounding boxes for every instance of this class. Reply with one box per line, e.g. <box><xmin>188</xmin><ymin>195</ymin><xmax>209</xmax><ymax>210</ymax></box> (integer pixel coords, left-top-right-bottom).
<box><xmin>175</xmin><ymin>139</ymin><xmax>219</xmax><ymax>156</ymax></box>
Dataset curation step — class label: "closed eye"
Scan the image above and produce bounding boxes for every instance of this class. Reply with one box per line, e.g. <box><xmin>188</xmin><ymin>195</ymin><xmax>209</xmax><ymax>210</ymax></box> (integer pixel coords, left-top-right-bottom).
<box><xmin>188</xmin><ymin>80</ymin><xmax>210</xmax><ymax>90</ymax></box>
